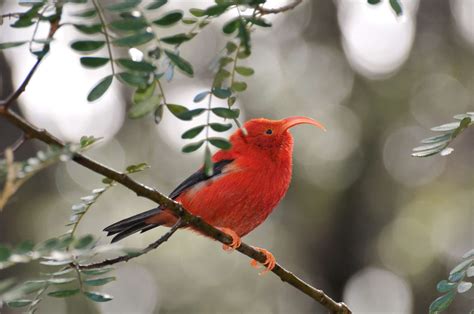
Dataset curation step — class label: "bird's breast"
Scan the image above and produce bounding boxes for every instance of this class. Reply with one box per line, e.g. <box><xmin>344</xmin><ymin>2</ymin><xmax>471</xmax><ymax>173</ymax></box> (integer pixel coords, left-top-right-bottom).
<box><xmin>179</xmin><ymin>154</ymin><xmax>292</xmax><ymax>236</ymax></box>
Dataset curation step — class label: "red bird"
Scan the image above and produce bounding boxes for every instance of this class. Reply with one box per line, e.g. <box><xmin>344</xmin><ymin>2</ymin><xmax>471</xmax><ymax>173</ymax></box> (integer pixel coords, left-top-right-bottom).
<box><xmin>104</xmin><ymin>116</ymin><xmax>325</xmax><ymax>273</ymax></box>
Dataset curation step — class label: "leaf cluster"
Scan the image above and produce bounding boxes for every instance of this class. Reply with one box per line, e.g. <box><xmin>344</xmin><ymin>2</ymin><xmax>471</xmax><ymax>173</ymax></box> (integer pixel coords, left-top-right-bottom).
<box><xmin>412</xmin><ymin>113</ymin><xmax>473</xmax><ymax>157</ymax></box>
<box><xmin>429</xmin><ymin>249</ymin><xmax>474</xmax><ymax>313</ymax></box>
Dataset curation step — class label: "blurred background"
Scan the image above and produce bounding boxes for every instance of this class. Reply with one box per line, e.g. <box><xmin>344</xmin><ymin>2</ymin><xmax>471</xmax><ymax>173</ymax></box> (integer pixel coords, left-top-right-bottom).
<box><xmin>0</xmin><ymin>0</ymin><xmax>473</xmax><ymax>313</ymax></box>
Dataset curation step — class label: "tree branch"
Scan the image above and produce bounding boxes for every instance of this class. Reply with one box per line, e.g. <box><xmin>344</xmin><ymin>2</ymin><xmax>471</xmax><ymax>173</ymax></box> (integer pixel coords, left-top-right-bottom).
<box><xmin>0</xmin><ymin>107</ymin><xmax>351</xmax><ymax>314</ymax></box>
<box><xmin>257</xmin><ymin>0</ymin><xmax>303</xmax><ymax>15</ymax></box>
<box><xmin>79</xmin><ymin>218</ymin><xmax>184</xmax><ymax>269</ymax></box>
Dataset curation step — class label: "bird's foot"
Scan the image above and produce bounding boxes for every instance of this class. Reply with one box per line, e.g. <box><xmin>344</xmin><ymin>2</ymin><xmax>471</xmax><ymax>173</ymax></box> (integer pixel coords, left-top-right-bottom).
<box><xmin>218</xmin><ymin>227</ymin><xmax>241</xmax><ymax>251</ymax></box>
<box><xmin>250</xmin><ymin>247</ymin><xmax>276</xmax><ymax>275</ymax></box>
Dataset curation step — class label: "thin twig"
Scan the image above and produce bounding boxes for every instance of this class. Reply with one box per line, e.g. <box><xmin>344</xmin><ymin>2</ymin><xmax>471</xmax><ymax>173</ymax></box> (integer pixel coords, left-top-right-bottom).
<box><xmin>0</xmin><ymin>134</ymin><xmax>28</xmax><ymax>157</ymax></box>
<box><xmin>0</xmin><ymin>7</ymin><xmax>62</xmax><ymax>109</ymax></box>
<box><xmin>91</xmin><ymin>0</ymin><xmax>115</xmax><ymax>76</ymax></box>
<box><xmin>79</xmin><ymin>218</ymin><xmax>184</xmax><ymax>269</ymax></box>
<box><xmin>257</xmin><ymin>0</ymin><xmax>303</xmax><ymax>15</ymax></box>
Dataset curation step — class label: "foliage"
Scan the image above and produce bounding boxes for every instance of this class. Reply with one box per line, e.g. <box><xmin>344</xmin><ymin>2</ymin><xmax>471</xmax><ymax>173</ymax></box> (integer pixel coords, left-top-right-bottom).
<box><xmin>0</xmin><ymin>234</ymin><xmax>118</xmax><ymax>312</ymax></box>
<box><xmin>412</xmin><ymin>113</ymin><xmax>473</xmax><ymax>157</ymax></box>
<box><xmin>0</xmin><ymin>136</ymin><xmax>101</xmax><ymax>210</ymax></box>
<box><xmin>412</xmin><ymin>112</ymin><xmax>473</xmax><ymax>313</ymax></box>
<box><xmin>429</xmin><ymin>249</ymin><xmax>474</xmax><ymax>313</ymax></box>
<box><xmin>0</xmin><ymin>0</ymin><xmax>275</xmax><ymax>174</ymax></box>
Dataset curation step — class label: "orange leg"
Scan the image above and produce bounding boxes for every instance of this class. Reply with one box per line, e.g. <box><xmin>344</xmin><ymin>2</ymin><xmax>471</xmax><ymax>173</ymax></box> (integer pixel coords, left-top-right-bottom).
<box><xmin>217</xmin><ymin>227</ymin><xmax>242</xmax><ymax>251</ymax></box>
<box><xmin>250</xmin><ymin>247</ymin><xmax>276</xmax><ymax>275</ymax></box>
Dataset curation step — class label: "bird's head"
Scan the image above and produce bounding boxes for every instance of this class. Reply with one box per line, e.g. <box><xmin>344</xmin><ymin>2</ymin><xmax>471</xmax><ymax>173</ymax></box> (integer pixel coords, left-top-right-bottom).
<box><xmin>230</xmin><ymin>116</ymin><xmax>326</xmax><ymax>153</ymax></box>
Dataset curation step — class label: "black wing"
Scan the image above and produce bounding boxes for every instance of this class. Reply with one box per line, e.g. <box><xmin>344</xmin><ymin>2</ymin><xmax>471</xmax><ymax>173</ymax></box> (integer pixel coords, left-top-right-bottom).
<box><xmin>104</xmin><ymin>159</ymin><xmax>234</xmax><ymax>242</ymax></box>
<box><xmin>168</xmin><ymin>159</ymin><xmax>234</xmax><ymax>199</ymax></box>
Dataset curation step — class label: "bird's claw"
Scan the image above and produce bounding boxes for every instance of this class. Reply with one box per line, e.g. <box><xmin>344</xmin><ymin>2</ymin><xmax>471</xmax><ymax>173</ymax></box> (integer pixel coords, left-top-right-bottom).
<box><xmin>218</xmin><ymin>227</ymin><xmax>241</xmax><ymax>251</ymax></box>
<box><xmin>250</xmin><ymin>247</ymin><xmax>276</xmax><ymax>275</ymax></box>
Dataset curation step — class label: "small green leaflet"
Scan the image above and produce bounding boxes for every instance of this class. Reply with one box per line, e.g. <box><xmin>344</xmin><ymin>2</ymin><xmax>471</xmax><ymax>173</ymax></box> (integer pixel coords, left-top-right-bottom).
<box><xmin>153</xmin><ymin>10</ymin><xmax>183</xmax><ymax>26</ymax></box>
<box><xmin>87</xmin><ymin>75</ymin><xmax>113</xmax><ymax>102</ymax></box>
<box><xmin>164</xmin><ymin>50</ymin><xmax>193</xmax><ymax>76</ymax></box>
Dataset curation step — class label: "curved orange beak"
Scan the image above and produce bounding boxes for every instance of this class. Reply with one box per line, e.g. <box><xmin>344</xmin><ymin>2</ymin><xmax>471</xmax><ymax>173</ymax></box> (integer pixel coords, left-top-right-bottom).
<box><xmin>280</xmin><ymin>116</ymin><xmax>326</xmax><ymax>133</ymax></box>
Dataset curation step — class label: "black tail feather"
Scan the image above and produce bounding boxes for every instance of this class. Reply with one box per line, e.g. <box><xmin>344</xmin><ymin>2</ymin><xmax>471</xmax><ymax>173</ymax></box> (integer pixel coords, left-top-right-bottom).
<box><xmin>104</xmin><ymin>207</ymin><xmax>163</xmax><ymax>243</ymax></box>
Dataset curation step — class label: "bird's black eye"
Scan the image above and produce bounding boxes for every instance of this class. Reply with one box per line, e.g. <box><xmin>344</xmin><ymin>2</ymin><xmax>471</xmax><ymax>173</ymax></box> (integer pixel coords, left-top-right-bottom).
<box><xmin>265</xmin><ymin>129</ymin><xmax>273</xmax><ymax>135</ymax></box>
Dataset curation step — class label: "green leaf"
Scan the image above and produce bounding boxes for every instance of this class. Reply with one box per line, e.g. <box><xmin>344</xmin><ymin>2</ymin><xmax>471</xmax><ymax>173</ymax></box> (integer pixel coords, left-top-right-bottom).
<box><xmin>193</xmin><ymin>91</ymin><xmax>210</xmax><ymax>103</ymax></box>
<box><xmin>232</xmin><ymin>81</ymin><xmax>247</xmax><ymax>92</ymax></box>
<box><xmin>205</xmin><ymin>3</ymin><xmax>232</xmax><ymax>16</ymax></box>
<box><xmin>113</xmin><ymin>32</ymin><xmax>154</xmax><ymax>47</ymax></box>
<box><xmin>167</xmin><ymin>104</ymin><xmax>189</xmax><ymax>118</ymax></box>
<box><xmin>368</xmin><ymin>0</ymin><xmax>381</xmax><ymax>4</ymax></box>
<box><xmin>0</xmin><ymin>246</ymin><xmax>11</xmax><ymax>262</ymax></box>
<box><xmin>153</xmin><ymin>10</ymin><xmax>183</xmax><ymax>26</ymax></box>
<box><xmin>463</xmin><ymin>249</ymin><xmax>474</xmax><ymax>259</ymax></box>
<box><xmin>128</xmin><ymin>95</ymin><xmax>161</xmax><ymax>119</ymax></box>
<box><xmin>389</xmin><ymin>0</ymin><xmax>402</xmax><ymax>15</ymax></box>
<box><xmin>48</xmin><ymin>289</ymin><xmax>80</xmax><ymax>298</ymax></box>
<box><xmin>87</xmin><ymin>75</ymin><xmax>113</xmax><ymax>102</ymax></box>
<box><xmin>212</xmin><ymin>88</ymin><xmax>231</xmax><ymax>99</ymax></box>
<box><xmin>161</xmin><ymin>33</ymin><xmax>193</xmax><ymax>45</ymax></box>
<box><xmin>80</xmin><ymin>135</ymin><xmax>101</xmax><ymax>148</ymax></box>
<box><xmin>126</xmin><ymin>163</ymin><xmax>150</xmax><ymax>173</ymax></box>
<box><xmin>235</xmin><ymin>66</ymin><xmax>254</xmax><ymax>76</ymax></box>
<box><xmin>204</xmin><ymin>145</ymin><xmax>213</xmax><ymax>176</ymax></box>
<box><xmin>211</xmin><ymin>107</ymin><xmax>240</xmax><ymax>119</ymax></box>
<box><xmin>74</xmin><ymin>234</ymin><xmax>95</xmax><ymax>250</ymax></box>
<box><xmin>117</xmin><ymin>59</ymin><xmax>155</xmax><ymax>72</ymax></box>
<box><xmin>420</xmin><ymin>133</ymin><xmax>452</xmax><ymax>144</ymax></box>
<box><xmin>80</xmin><ymin>57</ymin><xmax>109</xmax><ymax>68</ymax></box>
<box><xmin>219</xmin><ymin>57</ymin><xmax>233</xmax><ymax>67</ymax></box>
<box><xmin>117</xmin><ymin>72</ymin><xmax>149</xmax><ymax>88</ymax></box>
<box><xmin>182</xmin><ymin>17</ymin><xmax>197</xmax><ymax>24</ymax></box>
<box><xmin>182</xmin><ymin>140</ymin><xmax>205</xmax><ymax>153</ymax></box>
<box><xmin>71</xmin><ymin>9</ymin><xmax>97</xmax><ymax>18</ymax></box>
<box><xmin>429</xmin><ymin>291</ymin><xmax>455</xmax><ymax>314</ymax></box>
<box><xmin>49</xmin><ymin>277</ymin><xmax>77</xmax><ymax>285</ymax></box>
<box><xmin>411</xmin><ymin>148</ymin><xmax>443</xmax><ymax>158</ymax></box>
<box><xmin>245</xmin><ymin>17</ymin><xmax>271</xmax><ymax>27</ymax></box>
<box><xmin>73</xmin><ymin>24</ymin><xmax>102</xmax><ymax>34</ymax></box>
<box><xmin>133</xmin><ymin>81</ymin><xmax>156</xmax><ymax>104</ymax></box>
<box><xmin>452</xmin><ymin>117</ymin><xmax>471</xmax><ymax>138</ymax></box>
<box><xmin>457</xmin><ymin>281</ymin><xmax>472</xmax><ymax>293</ymax></box>
<box><xmin>11</xmin><ymin>18</ymin><xmax>35</xmax><ymax>28</ymax></box>
<box><xmin>189</xmin><ymin>8</ymin><xmax>205</xmax><ymax>17</ymax></box>
<box><xmin>106</xmin><ymin>0</ymin><xmax>141</xmax><ymax>12</ymax></box>
<box><xmin>209</xmin><ymin>123</ymin><xmax>232</xmax><ymax>132</ymax></box>
<box><xmin>7</xmin><ymin>300</ymin><xmax>32</xmax><ymax>308</ymax></box>
<box><xmin>0</xmin><ymin>41</ymin><xmax>28</xmax><ymax>49</ymax></box>
<box><xmin>20</xmin><ymin>280</ymin><xmax>47</xmax><ymax>294</ymax></box>
<box><xmin>164</xmin><ymin>50</ymin><xmax>193</xmax><ymax>76</ymax></box>
<box><xmin>181</xmin><ymin>125</ymin><xmax>205</xmax><ymax>139</ymax></box>
<box><xmin>84</xmin><ymin>277</ymin><xmax>116</xmax><ymax>287</ymax></box>
<box><xmin>436</xmin><ymin>280</ymin><xmax>456</xmax><ymax>293</ymax></box>
<box><xmin>227</xmin><ymin>96</ymin><xmax>236</xmax><ymax>107</ymax></box>
<box><xmin>71</xmin><ymin>40</ymin><xmax>105</xmax><ymax>52</ymax></box>
<box><xmin>176</xmin><ymin>108</ymin><xmax>206</xmax><ymax>120</ymax></box>
<box><xmin>208</xmin><ymin>137</ymin><xmax>232</xmax><ymax>150</ymax></box>
<box><xmin>223</xmin><ymin>18</ymin><xmax>240</xmax><ymax>34</ymax></box>
<box><xmin>154</xmin><ymin>105</ymin><xmax>164</xmax><ymax>124</ymax></box>
<box><xmin>237</xmin><ymin>22</ymin><xmax>251</xmax><ymax>55</ymax></box>
<box><xmin>226</xmin><ymin>41</ymin><xmax>237</xmax><ymax>54</ymax></box>
<box><xmin>84</xmin><ymin>291</ymin><xmax>113</xmax><ymax>302</ymax></box>
<box><xmin>110</xmin><ymin>18</ymin><xmax>148</xmax><ymax>31</ymax></box>
<box><xmin>15</xmin><ymin>241</ymin><xmax>34</xmax><ymax>254</ymax></box>
<box><xmin>450</xmin><ymin>258</ymin><xmax>473</xmax><ymax>276</ymax></box>
<box><xmin>82</xmin><ymin>267</ymin><xmax>114</xmax><ymax>276</ymax></box>
<box><xmin>146</xmin><ymin>0</ymin><xmax>167</xmax><ymax>10</ymax></box>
